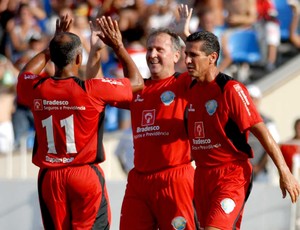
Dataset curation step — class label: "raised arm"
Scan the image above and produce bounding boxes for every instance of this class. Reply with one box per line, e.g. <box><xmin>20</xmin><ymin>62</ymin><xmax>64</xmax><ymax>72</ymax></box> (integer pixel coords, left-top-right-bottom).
<box><xmin>97</xmin><ymin>16</ymin><xmax>144</xmax><ymax>92</ymax></box>
<box><xmin>19</xmin><ymin>14</ymin><xmax>73</xmax><ymax>76</ymax></box>
<box><xmin>250</xmin><ymin>122</ymin><xmax>300</xmax><ymax>203</ymax></box>
<box><xmin>289</xmin><ymin>2</ymin><xmax>300</xmax><ymax>47</ymax></box>
<box><xmin>176</xmin><ymin>4</ymin><xmax>193</xmax><ymax>39</ymax></box>
<box><xmin>85</xmin><ymin>20</ymin><xmax>106</xmax><ymax>80</ymax></box>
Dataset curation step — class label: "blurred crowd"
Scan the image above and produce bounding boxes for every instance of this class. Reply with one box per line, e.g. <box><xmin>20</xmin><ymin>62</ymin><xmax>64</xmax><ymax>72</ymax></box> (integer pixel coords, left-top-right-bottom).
<box><xmin>1</xmin><ymin>0</ymin><xmax>300</xmax><ymax>154</ymax></box>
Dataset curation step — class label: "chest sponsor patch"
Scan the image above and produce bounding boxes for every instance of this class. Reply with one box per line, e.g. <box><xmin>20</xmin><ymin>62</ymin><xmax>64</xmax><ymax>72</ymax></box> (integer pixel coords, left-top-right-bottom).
<box><xmin>205</xmin><ymin>99</ymin><xmax>217</xmax><ymax>115</ymax></box>
<box><xmin>141</xmin><ymin>109</ymin><xmax>155</xmax><ymax>126</ymax></box>
<box><xmin>34</xmin><ymin>99</ymin><xmax>43</xmax><ymax>111</ymax></box>
<box><xmin>171</xmin><ymin>216</ymin><xmax>187</xmax><ymax>230</ymax></box>
<box><xmin>194</xmin><ymin>121</ymin><xmax>205</xmax><ymax>138</ymax></box>
<box><xmin>160</xmin><ymin>90</ymin><xmax>175</xmax><ymax>106</ymax></box>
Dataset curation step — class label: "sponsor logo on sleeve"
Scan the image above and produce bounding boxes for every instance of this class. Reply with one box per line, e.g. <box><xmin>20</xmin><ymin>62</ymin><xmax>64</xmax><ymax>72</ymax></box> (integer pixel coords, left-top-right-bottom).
<box><xmin>233</xmin><ymin>83</ymin><xmax>251</xmax><ymax>116</ymax></box>
<box><xmin>220</xmin><ymin>198</ymin><xmax>236</xmax><ymax>214</ymax></box>
<box><xmin>100</xmin><ymin>78</ymin><xmax>123</xmax><ymax>85</ymax></box>
<box><xmin>24</xmin><ymin>74</ymin><xmax>37</xmax><ymax>80</ymax></box>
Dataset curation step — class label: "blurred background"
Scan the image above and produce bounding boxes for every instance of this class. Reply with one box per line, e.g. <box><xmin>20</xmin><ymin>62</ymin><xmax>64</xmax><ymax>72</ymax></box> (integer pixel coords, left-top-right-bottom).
<box><xmin>1</xmin><ymin>0</ymin><xmax>300</xmax><ymax>229</ymax></box>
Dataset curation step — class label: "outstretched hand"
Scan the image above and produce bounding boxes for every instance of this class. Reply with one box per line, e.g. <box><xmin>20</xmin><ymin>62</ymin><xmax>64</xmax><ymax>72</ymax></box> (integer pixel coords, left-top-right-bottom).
<box><xmin>173</xmin><ymin>4</ymin><xmax>193</xmax><ymax>38</ymax></box>
<box><xmin>96</xmin><ymin>16</ymin><xmax>124</xmax><ymax>50</ymax></box>
<box><xmin>55</xmin><ymin>14</ymin><xmax>73</xmax><ymax>35</ymax></box>
<box><xmin>279</xmin><ymin>169</ymin><xmax>300</xmax><ymax>203</ymax></box>
<box><xmin>89</xmin><ymin>20</ymin><xmax>106</xmax><ymax>50</ymax></box>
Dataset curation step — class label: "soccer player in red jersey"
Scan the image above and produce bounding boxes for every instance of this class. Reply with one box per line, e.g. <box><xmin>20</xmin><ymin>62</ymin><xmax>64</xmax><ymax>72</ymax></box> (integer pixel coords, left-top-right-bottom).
<box><xmin>116</xmin><ymin>5</ymin><xmax>200</xmax><ymax>230</ymax></box>
<box><xmin>184</xmin><ymin>30</ymin><xmax>300</xmax><ymax>230</ymax></box>
<box><xmin>16</xmin><ymin>15</ymin><xmax>143</xmax><ymax>230</ymax></box>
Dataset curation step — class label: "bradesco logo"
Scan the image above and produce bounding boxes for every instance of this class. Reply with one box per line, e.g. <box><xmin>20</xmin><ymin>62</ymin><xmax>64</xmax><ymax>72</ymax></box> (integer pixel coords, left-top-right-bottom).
<box><xmin>194</xmin><ymin>121</ymin><xmax>205</xmax><ymax>138</ymax></box>
<box><xmin>141</xmin><ymin>109</ymin><xmax>155</xmax><ymax>126</ymax></box>
<box><xmin>43</xmin><ymin>100</ymin><xmax>69</xmax><ymax>106</ymax></box>
<box><xmin>34</xmin><ymin>99</ymin><xmax>43</xmax><ymax>111</ymax></box>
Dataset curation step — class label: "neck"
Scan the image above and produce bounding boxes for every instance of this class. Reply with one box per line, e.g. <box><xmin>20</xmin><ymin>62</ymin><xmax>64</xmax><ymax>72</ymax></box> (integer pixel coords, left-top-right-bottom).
<box><xmin>151</xmin><ymin>71</ymin><xmax>176</xmax><ymax>81</ymax></box>
<box><xmin>197</xmin><ymin>66</ymin><xmax>219</xmax><ymax>84</ymax></box>
<box><xmin>54</xmin><ymin>65</ymin><xmax>78</xmax><ymax>79</ymax></box>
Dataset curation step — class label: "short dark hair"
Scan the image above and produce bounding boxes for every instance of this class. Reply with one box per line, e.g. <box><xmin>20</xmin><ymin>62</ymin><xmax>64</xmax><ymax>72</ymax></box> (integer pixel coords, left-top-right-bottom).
<box><xmin>49</xmin><ymin>32</ymin><xmax>82</xmax><ymax>69</ymax></box>
<box><xmin>294</xmin><ymin>118</ymin><xmax>300</xmax><ymax>135</ymax></box>
<box><xmin>186</xmin><ymin>30</ymin><xmax>220</xmax><ymax>63</ymax></box>
<box><xmin>147</xmin><ymin>28</ymin><xmax>182</xmax><ymax>51</ymax></box>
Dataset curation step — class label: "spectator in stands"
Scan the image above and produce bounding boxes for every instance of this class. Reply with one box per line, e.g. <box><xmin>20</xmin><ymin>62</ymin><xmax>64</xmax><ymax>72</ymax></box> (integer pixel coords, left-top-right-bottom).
<box><xmin>98</xmin><ymin>0</ymin><xmax>146</xmax><ymax>32</ymax></box>
<box><xmin>280</xmin><ymin>118</ymin><xmax>300</xmax><ymax>172</ymax></box>
<box><xmin>46</xmin><ymin>5</ymin><xmax>109</xmax><ymax>79</ymax></box>
<box><xmin>193</xmin><ymin>0</ymin><xmax>224</xmax><ymax>27</ymax></box>
<box><xmin>247</xmin><ymin>84</ymin><xmax>280</xmax><ymax>184</ymax></box>
<box><xmin>0</xmin><ymin>54</ymin><xmax>18</xmax><ymax>154</ymax></box>
<box><xmin>223</xmin><ymin>0</ymin><xmax>257</xmax><ymax>28</ymax></box>
<box><xmin>145</xmin><ymin>0</ymin><xmax>178</xmax><ymax>31</ymax></box>
<box><xmin>12</xmin><ymin>102</ymin><xmax>35</xmax><ymax>150</ymax></box>
<box><xmin>289</xmin><ymin>0</ymin><xmax>300</xmax><ymax>48</ymax></box>
<box><xmin>255</xmin><ymin>0</ymin><xmax>280</xmax><ymax>72</ymax></box>
<box><xmin>0</xmin><ymin>0</ymin><xmax>46</xmax><ymax>55</ymax></box>
<box><xmin>0</xmin><ymin>0</ymin><xmax>18</xmax><ymax>55</ymax></box>
<box><xmin>115</xmin><ymin>26</ymin><xmax>149</xmax><ymax>79</ymax></box>
<box><xmin>192</xmin><ymin>6</ymin><xmax>229</xmax><ymax>72</ymax></box>
<box><xmin>218</xmin><ymin>0</ymin><xmax>258</xmax><ymax>82</ymax></box>
<box><xmin>14</xmin><ymin>34</ymin><xmax>51</xmax><ymax>72</ymax></box>
<box><xmin>5</xmin><ymin>3</ymin><xmax>43</xmax><ymax>63</ymax></box>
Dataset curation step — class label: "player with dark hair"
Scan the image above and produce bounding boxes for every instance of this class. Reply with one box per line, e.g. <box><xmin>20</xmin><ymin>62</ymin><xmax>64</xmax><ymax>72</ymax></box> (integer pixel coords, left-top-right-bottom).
<box><xmin>184</xmin><ymin>30</ymin><xmax>300</xmax><ymax>230</ymax></box>
<box><xmin>16</xmin><ymin>15</ymin><xmax>143</xmax><ymax>229</ymax></box>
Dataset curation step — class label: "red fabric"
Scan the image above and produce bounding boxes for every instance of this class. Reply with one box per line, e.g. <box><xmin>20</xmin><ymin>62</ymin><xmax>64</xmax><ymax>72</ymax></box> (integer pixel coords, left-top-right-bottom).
<box><xmin>39</xmin><ymin>164</ymin><xmax>111</xmax><ymax>229</ymax></box>
<box><xmin>256</xmin><ymin>0</ymin><xmax>278</xmax><ymax>22</ymax></box>
<box><xmin>129</xmin><ymin>72</ymin><xmax>192</xmax><ymax>173</ymax></box>
<box><xmin>120</xmin><ymin>164</ymin><xmax>195</xmax><ymax>230</ymax></box>
<box><xmin>194</xmin><ymin>161</ymin><xmax>252</xmax><ymax>230</ymax></box>
<box><xmin>280</xmin><ymin>143</ymin><xmax>300</xmax><ymax>171</ymax></box>
<box><xmin>17</xmin><ymin>72</ymin><xmax>132</xmax><ymax>168</ymax></box>
<box><xmin>187</xmin><ymin>75</ymin><xmax>262</xmax><ymax>167</ymax></box>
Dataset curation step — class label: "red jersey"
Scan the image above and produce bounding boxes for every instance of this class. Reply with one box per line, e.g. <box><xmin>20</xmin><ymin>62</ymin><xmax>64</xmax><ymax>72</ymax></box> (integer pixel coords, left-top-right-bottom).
<box><xmin>129</xmin><ymin>72</ymin><xmax>192</xmax><ymax>173</ymax></box>
<box><xmin>280</xmin><ymin>140</ymin><xmax>300</xmax><ymax>172</ymax></box>
<box><xmin>256</xmin><ymin>0</ymin><xmax>279</xmax><ymax>22</ymax></box>
<box><xmin>186</xmin><ymin>73</ymin><xmax>262</xmax><ymax>167</ymax></box>
<box><xmin>17</xmin><ymin>72</ymin><xmax>132</xmax><ymax>168</ymax></box>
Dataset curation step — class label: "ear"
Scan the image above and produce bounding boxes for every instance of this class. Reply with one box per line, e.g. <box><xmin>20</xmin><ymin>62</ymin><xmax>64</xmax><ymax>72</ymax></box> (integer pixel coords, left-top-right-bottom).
<box><xmin>209</xmin><ymin>52</ymin><xmax>218</xmax><ymax>64</ymax></box>
<box><xmin>75</xmin><ymin>53</ymin><xmax>82</xmax><ymax>66</ymax></box>
<box><xmin>174</xmin><ymin>50</ymin><xmax>181</xmax><ymax>64</ymax></box>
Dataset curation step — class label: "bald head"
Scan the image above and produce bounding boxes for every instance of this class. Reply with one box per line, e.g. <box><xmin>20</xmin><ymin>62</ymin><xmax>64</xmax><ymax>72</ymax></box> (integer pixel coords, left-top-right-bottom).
<box><xmin>49</xmin><ymin>32</ymin><xmax>82</xmax><ymax>69</ymax></box>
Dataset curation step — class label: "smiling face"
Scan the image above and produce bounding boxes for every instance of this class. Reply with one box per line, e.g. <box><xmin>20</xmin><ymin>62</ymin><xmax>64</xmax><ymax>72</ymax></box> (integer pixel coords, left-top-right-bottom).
<box><xmin>146</xmin><ymin>33</ymin><xmax>180</xmax><ymax>80</ymax></box>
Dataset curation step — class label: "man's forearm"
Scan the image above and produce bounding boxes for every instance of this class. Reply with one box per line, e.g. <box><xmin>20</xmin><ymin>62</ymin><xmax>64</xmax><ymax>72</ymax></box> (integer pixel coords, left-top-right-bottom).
<box><xmin>85</xmin><ymin>48</ymin><xmax>103</xmax><ymax>80</ymax></box>
<box><xmin>113</xmin><ymin>45</ymin><xmax>144</xmax><ymax>92</ymax></box>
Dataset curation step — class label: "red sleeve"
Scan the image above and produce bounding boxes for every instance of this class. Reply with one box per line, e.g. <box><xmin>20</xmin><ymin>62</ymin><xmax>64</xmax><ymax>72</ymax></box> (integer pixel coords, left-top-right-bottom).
<box><xmin>224</xmin><ymin>81</ymin><xmax>263</xmax><ymax>132</ymax></box>
<box><xmin>17</xmin><ymin>71</ymin><xmax>44</xmax><ymax>107</ymax></box>
<box><xmin>85</xmin><ymin>77</ymin><xmax>132</xmax><ymax>108</ymax></box>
